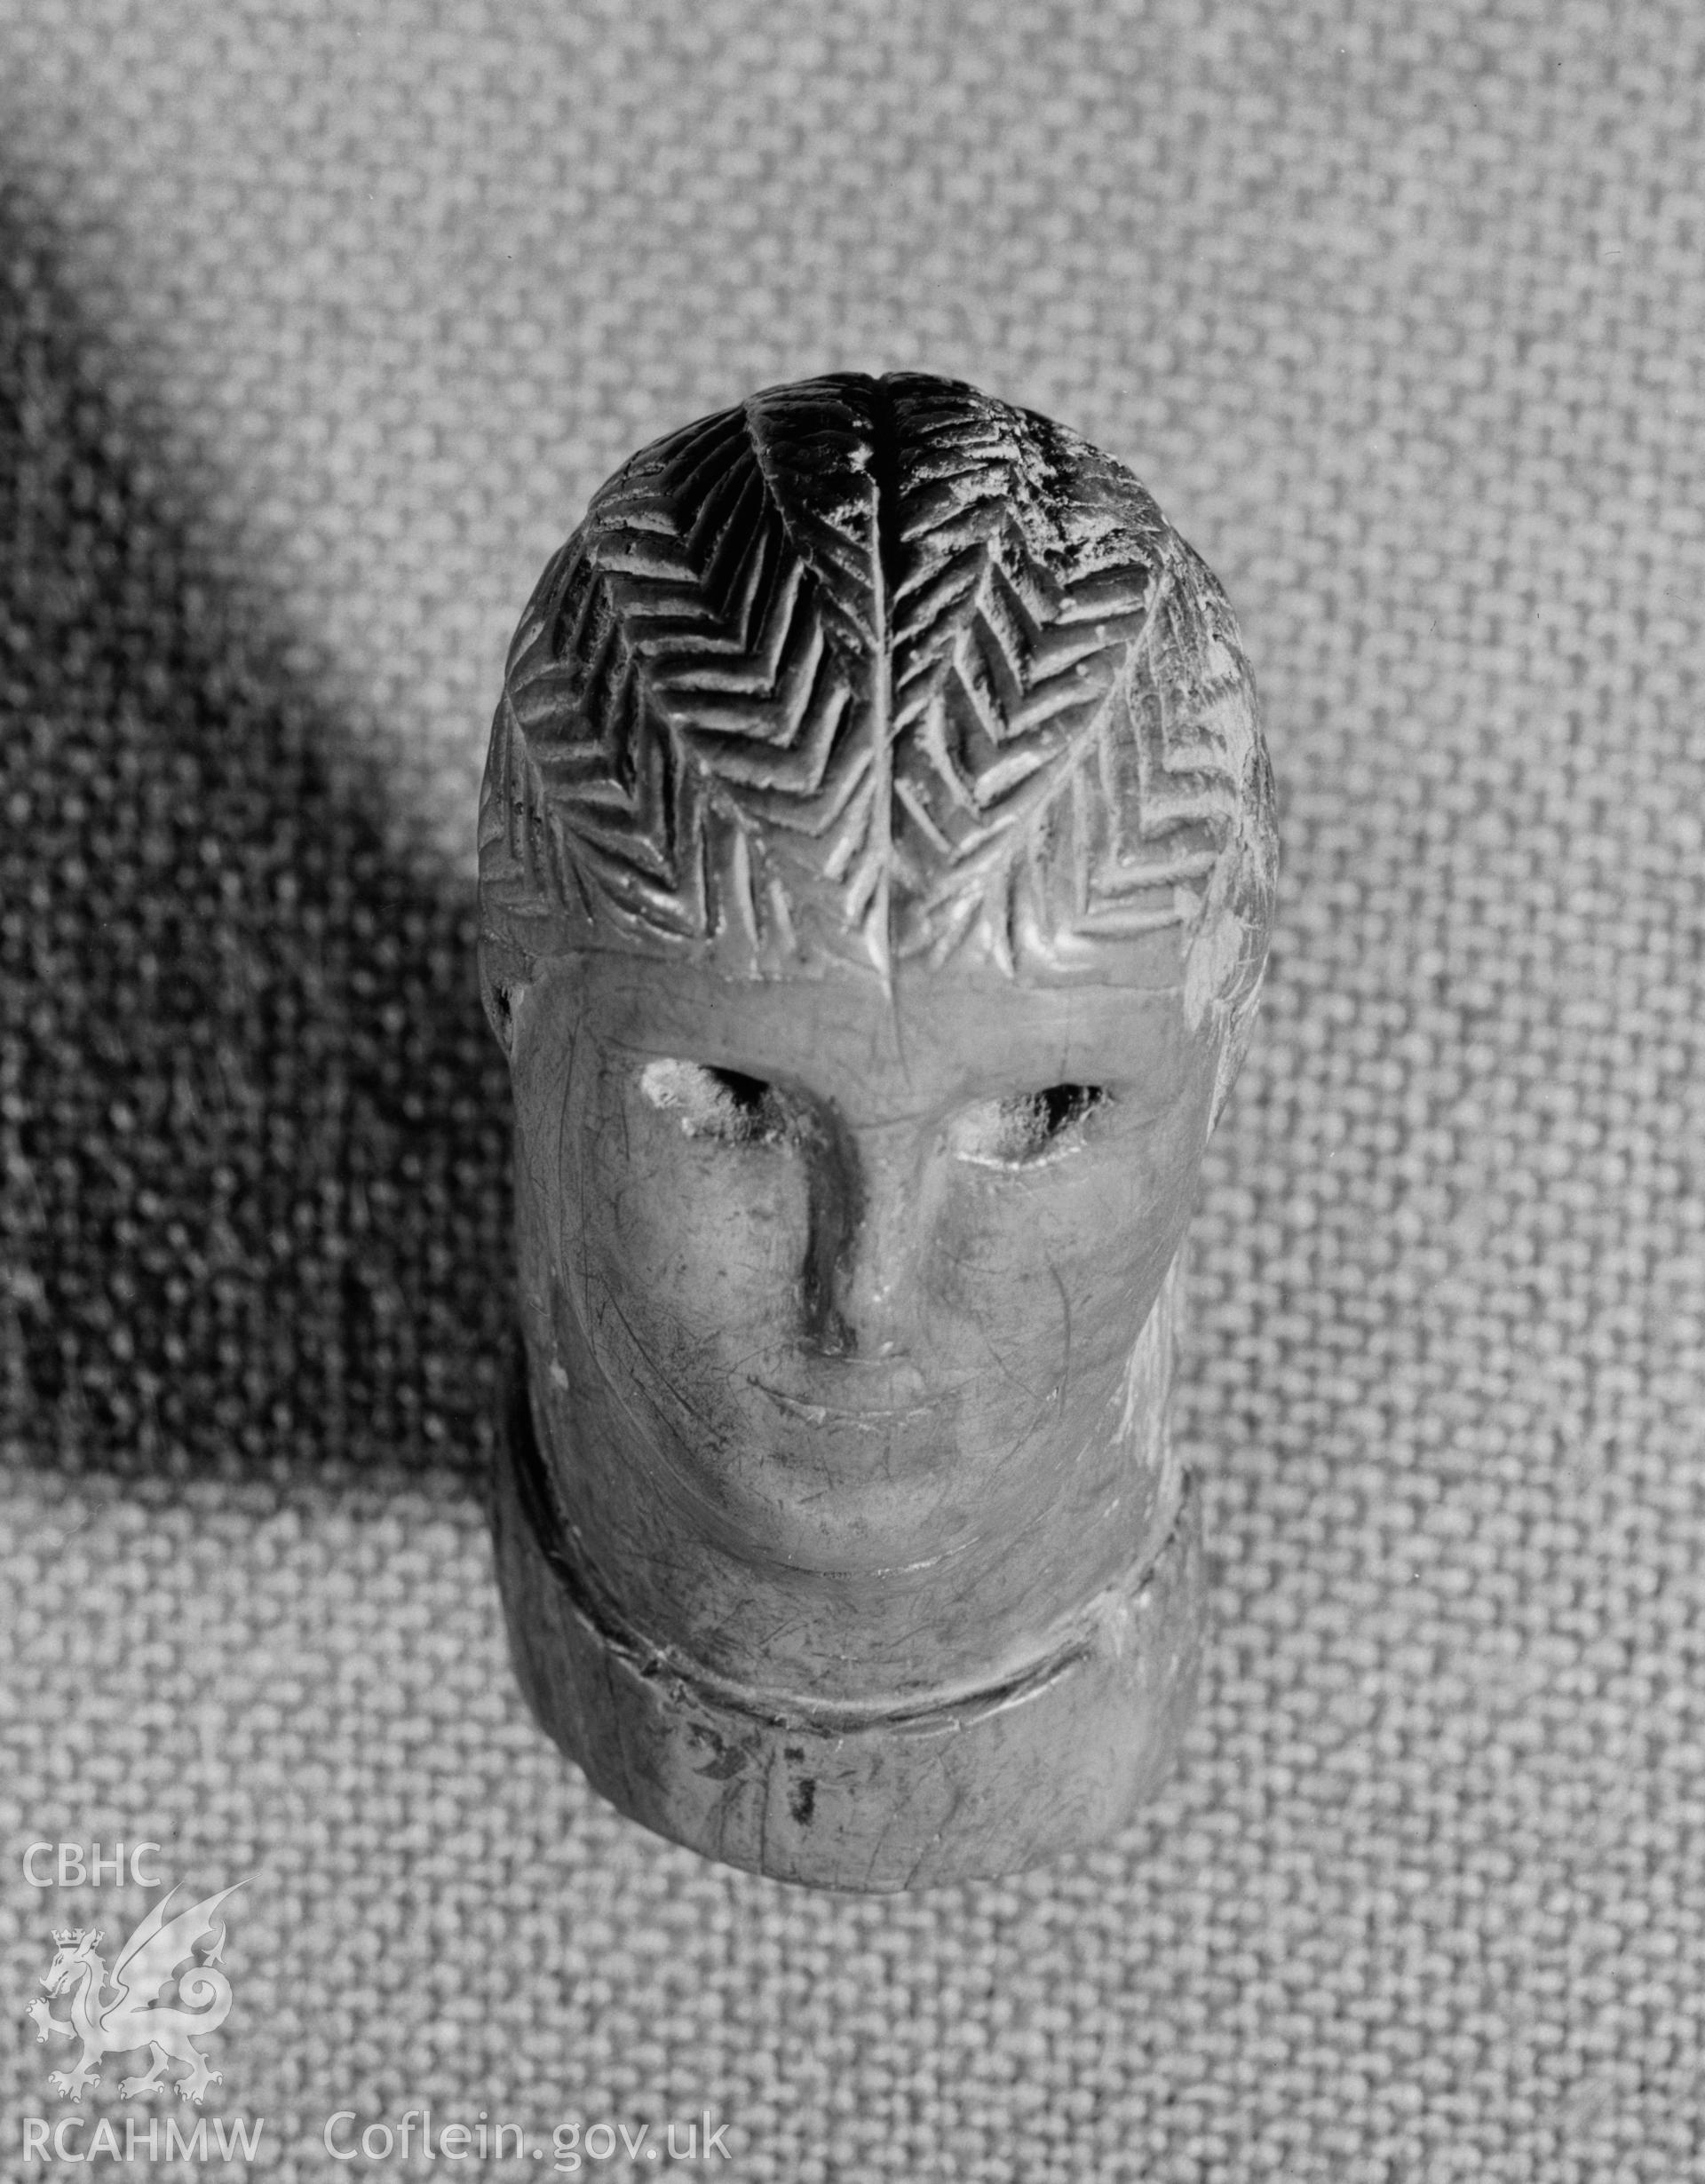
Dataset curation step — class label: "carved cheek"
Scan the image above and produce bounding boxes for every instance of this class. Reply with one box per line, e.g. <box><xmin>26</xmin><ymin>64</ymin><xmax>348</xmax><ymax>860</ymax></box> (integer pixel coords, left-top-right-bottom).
<box><xmin>573</xmin><ymin>1100</ymin><xmax>812</xmax><ymax>1378</ymax></box>
<box><xmin>932</xmin><ymin>1162</ymin><xmax>1170</xmax><ymax>1381</ymax></box>
<box><xmin>924</xmin><ymin>1174</ymin><xmax>1035</xmax><ymax>1324</ymax></box>
<box><xmin>932</xmin><ymin>1174</ymin><xmax>1078</xmax><ymax>1322</ymax></box>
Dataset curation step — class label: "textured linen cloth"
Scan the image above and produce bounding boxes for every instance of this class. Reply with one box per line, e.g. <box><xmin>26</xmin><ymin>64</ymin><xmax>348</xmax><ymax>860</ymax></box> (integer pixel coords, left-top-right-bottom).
<box><xmin>2</xmin><ymin>4</ymin><xmax>1701</xmax><ymax>2179</ymax></box>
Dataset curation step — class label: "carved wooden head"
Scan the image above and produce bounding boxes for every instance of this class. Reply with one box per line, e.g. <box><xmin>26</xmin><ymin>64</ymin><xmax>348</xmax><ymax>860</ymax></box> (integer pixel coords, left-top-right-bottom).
<box><xmin>479</xmin><ymin>374</ymin><xmax>1277</xmax><ymax>1884</ymax></box>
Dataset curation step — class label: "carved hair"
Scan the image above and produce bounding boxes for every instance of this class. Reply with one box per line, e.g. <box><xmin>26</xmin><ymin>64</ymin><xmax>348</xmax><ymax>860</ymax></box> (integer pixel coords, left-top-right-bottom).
<box><xmin>479</xmin><ymin>373</ymin><xmax>1277</xmax><ymax>1106</ymax></box>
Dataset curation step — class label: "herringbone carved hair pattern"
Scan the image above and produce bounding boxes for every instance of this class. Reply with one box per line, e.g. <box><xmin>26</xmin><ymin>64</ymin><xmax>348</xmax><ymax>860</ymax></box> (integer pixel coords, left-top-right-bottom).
<box><xmin>479</xmin><ymin>372</ymin><xmax>1277</xmax><ymax>1096</ymax></box>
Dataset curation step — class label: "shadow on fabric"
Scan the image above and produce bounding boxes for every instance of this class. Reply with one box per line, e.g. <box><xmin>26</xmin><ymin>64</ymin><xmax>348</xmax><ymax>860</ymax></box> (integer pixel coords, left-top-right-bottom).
<box><xmin>0</xmin><ymin>191</ymin><xmax>512</xmax><ymax>1483</ymax></box>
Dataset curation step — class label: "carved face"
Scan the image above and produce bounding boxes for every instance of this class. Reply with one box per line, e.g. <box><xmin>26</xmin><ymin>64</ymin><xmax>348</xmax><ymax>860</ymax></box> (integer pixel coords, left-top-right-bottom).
<box><xmin>508</xmin><ymin>936</ymin><xmax>1218</xmax><ymax>1696</ymax></box>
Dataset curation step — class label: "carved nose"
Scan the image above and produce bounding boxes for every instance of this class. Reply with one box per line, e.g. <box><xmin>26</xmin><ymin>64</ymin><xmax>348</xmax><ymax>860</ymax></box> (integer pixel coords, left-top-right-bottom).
<box><xmin>799</xmin><ymin>1120</ymin><xmax>915</xmax><ymax>1359</ymax></box>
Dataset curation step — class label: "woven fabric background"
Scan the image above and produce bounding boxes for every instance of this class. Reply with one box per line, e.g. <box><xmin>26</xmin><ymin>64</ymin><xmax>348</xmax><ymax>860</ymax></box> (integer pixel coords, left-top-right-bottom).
<box><xmin>2</xmin><ymin>3</ymin><xmax>1701</xmax><ymax>2179</ymax></box>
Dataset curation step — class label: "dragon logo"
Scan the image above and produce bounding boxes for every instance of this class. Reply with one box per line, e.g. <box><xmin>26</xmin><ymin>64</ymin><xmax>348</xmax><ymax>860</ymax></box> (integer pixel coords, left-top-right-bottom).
<box><xmin>26</xmin><ymin>1883</ymin><xmax>242</xmax><ymax>2104</ymax></box>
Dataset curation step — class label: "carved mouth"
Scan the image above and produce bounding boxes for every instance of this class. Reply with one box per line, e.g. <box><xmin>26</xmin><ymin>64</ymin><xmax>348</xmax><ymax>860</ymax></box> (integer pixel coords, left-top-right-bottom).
<box><xmin>748</xmin><ymin>1379</ymin><xmax>953</xmax><ymax>1428</ymax></box>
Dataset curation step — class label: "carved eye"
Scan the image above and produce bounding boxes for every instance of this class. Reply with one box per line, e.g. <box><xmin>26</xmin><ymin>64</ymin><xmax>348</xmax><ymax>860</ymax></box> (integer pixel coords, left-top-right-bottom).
<box><xmin>949</xmin><ymin>1084</ymin><xmax>1107</xmax><ymax>1168</ymax></box>
<box><xmin>639</xmin><ymin>1059</ymin><xmax>789</xmax><ymax>1145</ymax></box>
